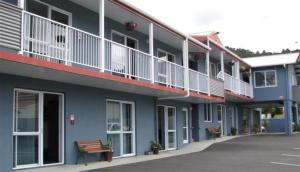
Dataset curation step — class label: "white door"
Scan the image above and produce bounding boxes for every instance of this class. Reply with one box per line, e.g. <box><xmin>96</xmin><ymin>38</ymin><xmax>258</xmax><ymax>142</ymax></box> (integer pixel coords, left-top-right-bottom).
<box><xmin>106</xmin><ymin>100</ymin><xmax>135</xmax><ymax>157</ymax></box>
<box><xmin>157</xmin><ymin>106</ymin><xmax>176</xmax><ymax>150</ymax></box>
<box><xmin>182</xmin><ymin>108</ymin><xmax>189</xmax><ymax>144</ymax></box>
<box><xmin>13</xmin><ymin>89</ymin><xmax>64</xmax><ymax>169</ymax></box>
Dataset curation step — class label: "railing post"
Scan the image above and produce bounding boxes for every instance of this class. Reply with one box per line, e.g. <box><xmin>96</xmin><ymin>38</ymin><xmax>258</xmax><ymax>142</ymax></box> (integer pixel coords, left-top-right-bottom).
<box><xmin>99</xmin><ymin>0</ymin><xmax>105</xmax><ymax>72</ymax></box>
<box><xmin>65</xmin><ymin>26</ymin><xmax>70</xmax><ymax>66</ymax></box>
<box><xmin>235</xmin><ymin>61</ymin><xmax>241</xmax><ymax>95</ymax></box>
<box><xmin>19</xmin><ymin>0</ymin><xmax>25</xmax><ymax>55</ymax></box>
<box><xmin>149</xmin><ymin>23</ymin><xmax>154</xmax><ymax>83</ymax></box>
<box><xmin>206</xmin><ymin>41</ymin><xmax>211</xmax><ymax>96</ymax></box>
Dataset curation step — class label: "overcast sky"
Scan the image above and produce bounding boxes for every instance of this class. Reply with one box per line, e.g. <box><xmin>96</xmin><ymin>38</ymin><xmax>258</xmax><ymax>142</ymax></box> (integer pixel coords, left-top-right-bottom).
<box><xmin>123</xmin><ymin>0</ymin><xmax>300</xmax><ymax>52</ymax></box>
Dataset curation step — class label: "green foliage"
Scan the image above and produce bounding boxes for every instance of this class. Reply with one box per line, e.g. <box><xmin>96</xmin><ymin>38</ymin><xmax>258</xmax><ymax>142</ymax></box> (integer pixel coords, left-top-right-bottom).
<box><xmin>225</xmin><ymin>46</ymin><xmax>299</xmax><ymax>58</ymax></box>
<box><xmin>231</xmin><ymin>127</ymin><xmax>237</xmax><ymax>135</ymax></box>
<box><xmin>293</xmin><ymin>124</ymin><xmax>300</xmax><ymax>132</ymax></box>
<box><xmin>262</xmin><ymin>107</ymin><xmax>283</xmax><ymax>118</ymax></box>
<box><xmin>151</xmin><ymin>141</ymin><xmax>162</xmax><ymax>150</ymax></box>
<box><xmin>103</xmin><ymin>137</ymin><xmax>113</xmax><ymax>150</ymax></box>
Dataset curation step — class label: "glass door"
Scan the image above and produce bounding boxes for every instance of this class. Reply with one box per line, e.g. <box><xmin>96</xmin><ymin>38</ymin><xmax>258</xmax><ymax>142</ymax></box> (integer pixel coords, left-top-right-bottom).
<box><xmin>107</xmin><ymin>100</ymin><xmax>135</xmax><ymax>157</ymax></box>
<box><xmin>182</xmin><ymin>108</ymin><xmax>189</xmax><ymax>144</ymax></box>
<box><xmin>157</xmin><ymin>106</ymin><xmax>177</xmax><ymax>151</ymax></box>
<box><xmin>13</xmin><ymin>89</ymin><xmax>64</xmax><ymax>169</ymax></box>
<box><xmin>217</xmin><ymin>105</ymin><xmax>225</xmax><ymax>136</ymax></box>
<box><xmin>13</xmin><ymin>91</ymin><xmax>40</xmax><ymax>168</ymax></box>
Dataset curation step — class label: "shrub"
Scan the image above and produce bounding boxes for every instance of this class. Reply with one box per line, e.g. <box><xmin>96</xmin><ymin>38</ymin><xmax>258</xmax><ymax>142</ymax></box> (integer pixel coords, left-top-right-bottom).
<box><xmin>293</xmin><ymin>124</ymin><xmax>300</xmax><ymax>132</ymax></box>
<box><xmin>231</xmin><ymin>127</ymin><xmax>237</xmax><ymax>135</ymax></box>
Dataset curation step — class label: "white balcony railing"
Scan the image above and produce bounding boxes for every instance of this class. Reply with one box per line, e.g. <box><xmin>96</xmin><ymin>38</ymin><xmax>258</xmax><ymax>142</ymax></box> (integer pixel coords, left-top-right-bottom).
<box><xmin>22</xmin><ymin>11</ymin><xmax>185</xmax><ymax>89</ymax></box>
<box><xmin>189</xmin><ymin>69</ymin><xmax>208</xmax><ymax>94</ymax></box>
<box><xmin>154</xmin><ymin>57</ymin><xmax>185</xmax><ymax>89</ymax></box>
<box><xmin>224</xmin><ymin>73</ymin><xmax>253</xmax><ymax>98</ymax></box>
<box><xmin>104</xmin><ymin>39</ymin><xmax>152</xmax><ymax>81</ymax></box>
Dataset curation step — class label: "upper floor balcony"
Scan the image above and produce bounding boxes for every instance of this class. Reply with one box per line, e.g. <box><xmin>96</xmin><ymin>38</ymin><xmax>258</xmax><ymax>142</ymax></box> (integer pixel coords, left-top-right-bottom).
<box><xmin>192</xmin><ymin>32</ymin><xmax>254</xmax><ymax>101</ymax></box>
<box><xmin>0</xmin><ymin>0</ymin><xmax>225</xmax><ymax>103</ymax></box>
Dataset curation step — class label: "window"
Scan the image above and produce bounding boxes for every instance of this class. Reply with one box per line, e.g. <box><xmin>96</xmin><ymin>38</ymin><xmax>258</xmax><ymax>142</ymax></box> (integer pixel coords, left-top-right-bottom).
<box><xmin>254</xmin><ymin>70</ymin><xmax>277</xmax><ymax>88</ymax></box>
<box><xmin>157</xmin><ymin>49</ymin><xmax>176</xmax><ymax>63</ymax></box>
<box><xmin>204</xmin><ymin>104</ymin><xmax>212</xmax><ymax>122</ymax></box>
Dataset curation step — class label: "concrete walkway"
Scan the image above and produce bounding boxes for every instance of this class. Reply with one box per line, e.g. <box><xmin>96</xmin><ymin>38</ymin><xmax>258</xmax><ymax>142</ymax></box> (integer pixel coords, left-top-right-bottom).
<box><xmin>17</xmin><ymin>136</ymin><xmax>239</xmax><ymax>172</ymax></box>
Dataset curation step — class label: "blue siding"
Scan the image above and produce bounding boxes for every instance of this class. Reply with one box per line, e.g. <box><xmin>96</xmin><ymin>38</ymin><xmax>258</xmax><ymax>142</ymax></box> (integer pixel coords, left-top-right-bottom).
<box><xmin>193</xmin><ymin>104</ymin><xmax>220</xmax><ymax>141</ymax></box>
<box><xmin>252</xmin><ymin>66</ymin><xmax>286</xmax><ymax>102</ymax></box>
<box><xmin>0</xmin><ymin>73</ymin><xmax>159</xmax><ymax>170</ymax></box>
<box><xmin>264</xmin><ymin>119</ymin><xmax>285</xmax><ymax>133</ymax></box>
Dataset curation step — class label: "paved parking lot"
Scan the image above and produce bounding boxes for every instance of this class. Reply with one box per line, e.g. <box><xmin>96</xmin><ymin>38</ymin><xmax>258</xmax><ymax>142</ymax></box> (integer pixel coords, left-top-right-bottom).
<box><xmin>87</xmin><ymin>134</ymin><xmax>300</xmax><ymax>172</ymax></box>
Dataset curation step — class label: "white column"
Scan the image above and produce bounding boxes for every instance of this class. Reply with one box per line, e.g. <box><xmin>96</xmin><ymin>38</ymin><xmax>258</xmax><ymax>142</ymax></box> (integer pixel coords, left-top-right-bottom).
<box><xmin>149</xmin><ymin>23</ymin><xmax>154</xmax><ymax>83</ymax></box>
<box><xmin>183</xmin><ymin>39</ymin><xmax>189</xmax><ymax>91</ymax></box>
<box><xmin>235</xmin><ymin>106</ymin><xmax>239</xmax><ymax>134</ymax></box>
<box><xmin>249</xmin><ymin>68</ymin><xmax>253</xmax><ymax>97</ymax></box>
<box><xmin>206</xmin><ymin>41</ymin><xmax>211</xmax><ymax>96</ymax></box>
<box><xmin>99</xmin><ymin>0</ymin><xmax>105</xmax><ymax>72</ymax></box>
<box><xmin>236</xmin><ymin>61</ymin><xmax>241</xmax><ymax>94</ymax></box>
<box><xmin>220</xmin><ymin>51</ymin><xmax>225</xmax><ymax>80</ymax></box>
<box><xmin>18</xmin><ymin>0</ymin><xmax>25</xmax><ymax>9</ymax></box>
<box><xmin>250</xmin><ymin>109</ymin><xmax>254</xmax><ymax>135</ymax></box>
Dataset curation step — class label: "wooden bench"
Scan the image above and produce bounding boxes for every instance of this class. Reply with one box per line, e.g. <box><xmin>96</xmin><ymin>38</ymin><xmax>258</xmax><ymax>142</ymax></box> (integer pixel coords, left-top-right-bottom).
<box><xmin>75</xmin><ymin>140</ymin><xmax>112</xmax><ymax>165</ymax></box>
<box><xmin>207</xmin><ymin>127</ymin><xmax>221</xmax><ymax>138</ymax></box>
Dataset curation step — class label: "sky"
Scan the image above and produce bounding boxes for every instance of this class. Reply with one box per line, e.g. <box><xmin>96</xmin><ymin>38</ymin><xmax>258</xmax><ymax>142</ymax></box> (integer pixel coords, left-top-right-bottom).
<box><xmin>123</xmin><ymin>0</ymin><xmax>300</xmax><ymax>52</ymax></box>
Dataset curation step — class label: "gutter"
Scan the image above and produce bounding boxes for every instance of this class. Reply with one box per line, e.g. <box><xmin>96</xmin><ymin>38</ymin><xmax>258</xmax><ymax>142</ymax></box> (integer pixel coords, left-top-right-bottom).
<box><xmin>157</xmin><ymin>90</ymin><xmax>190</xmax><ymax>100</ymax></box>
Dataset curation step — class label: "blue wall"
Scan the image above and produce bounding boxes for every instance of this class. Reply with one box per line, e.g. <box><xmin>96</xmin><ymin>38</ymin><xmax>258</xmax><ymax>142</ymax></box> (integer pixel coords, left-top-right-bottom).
<box><xmin>0</xmin><ymin>73</ymin><xmax>160</xmax><ymax>170</ymax></box>
<box><xmin>252</xmin><ymin>66</ymin><xmax>287</xmax><ymax>102</ymax></box>
<box><xmin>192</xmin><ymin>103</ymin><xmax>220</xmax><ymax>141</ymax></box>
<box><xmin>0</xmin><ymin>73</ymin><xmax>194</xmax><ymax>170</ymax></box>
<box><xmin>264</xmin><ymin>119</ymin><xmax>285</xmax><ymax>133</ymax></box>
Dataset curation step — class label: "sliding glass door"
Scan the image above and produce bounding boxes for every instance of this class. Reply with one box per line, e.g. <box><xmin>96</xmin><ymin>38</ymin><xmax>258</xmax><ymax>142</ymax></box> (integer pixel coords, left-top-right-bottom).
<box><xmin>13</xmin><ymin>89</ymin><xmax>64</xmax><ymax>169</ymax></box>
<box><xmin>157</xmin><ymin>106</ymin><xmax>176</xmax><ymax>151</ymax></box>
<box><xmin>106</xmin><ymin>100</ymin><xmax>135</xmax><ymax>157</ymax></box>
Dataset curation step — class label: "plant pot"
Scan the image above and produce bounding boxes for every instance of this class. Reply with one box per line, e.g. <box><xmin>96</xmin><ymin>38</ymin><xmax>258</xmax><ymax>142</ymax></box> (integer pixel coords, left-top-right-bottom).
<box><xmin>106</xmin><ymin>151</ymin><xmax>113</xmax><ymax>162</ymax></box>
<box><xmin>152</xmin><ymin>148</ymin><xmax>159</xmax><ymax>155</ymax></box>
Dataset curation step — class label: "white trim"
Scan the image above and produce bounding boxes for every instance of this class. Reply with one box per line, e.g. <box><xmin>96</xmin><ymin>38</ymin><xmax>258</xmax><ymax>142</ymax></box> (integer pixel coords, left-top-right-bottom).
<box><xmin>182</xmin><ymin>108</ymin><xmax>189</xmax><ymax>144</ymax></box>
<box><xmin>157</xmin><ymin>48</ymin><xmax>176</xmax><ymax>63</ymax></box>
<box><xmin>111</xmin><ymin>30</ymin><xmax>139</xmax><ymax>50</ymax></box>
<box><xmin>217</xmin><ymin>104</ymin><xmax>224</xmax><ymax>136</ymax></box>
<box><xmin>204</xmin><ymin>103</ymin><xmax>213</xmax><ymax>123</ymax></box>
<box><xmin>156</xmin><ymin>105</ymin><xmax>177</xmax><ymax>151</ymax></box>
<box><xmin>254</xmin><ymin>70</ymin><xmax>278</xmax><ymax>88</ymax></box>
<box><xmin>27</xmin><ymin>0</ymin><xmax>73</xmax><ymax>26</ymax></box>
<box><xmin>13</xmin><ymin>88</ymin><xmax>64</xmax><ymax>170</ymax></box>
<box><xmin>106</xmin><ymin>99</ymin><xmax>136</xmax><ymax>158</ymax></box>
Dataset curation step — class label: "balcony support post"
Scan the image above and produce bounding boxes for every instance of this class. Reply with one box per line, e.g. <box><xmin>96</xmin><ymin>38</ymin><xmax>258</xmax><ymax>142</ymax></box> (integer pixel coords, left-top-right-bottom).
<box><xmin>183</xmin><ymin>39</ymin><xmax>189</xmax><ymax>91</ymax></box>
<box><xmin>18</xmin><ymin>0</ymin><xmax>24</xmax><ymax>9</ymax></box>
<box><xmin>149</xmin><ymin>23</ymin><xmax>154</xmax><ymax>83</ymax></box>
<box><xmin>99</xmin><ymin>0</ymin><xmax>105</xmax><ymax>72</ymax></box>
<box><xmin>206</xmin><ymin>41</ymin><xmax>211</xmax><ymax>96</ymax></box>
<box><xmin>220</xmin><ymin>51</ymin><xmax>225</xmax><ymax>80</ymax></box>
<box><xmin>236</xmin><ymin>61</ymin><xmax>240</xmax><ymax>94</ymax></box>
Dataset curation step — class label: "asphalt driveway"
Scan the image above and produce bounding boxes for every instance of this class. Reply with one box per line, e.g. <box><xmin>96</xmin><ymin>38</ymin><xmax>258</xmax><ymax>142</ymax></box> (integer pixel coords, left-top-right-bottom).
<box><xmin>87</xmin><ymin>134</ymin><xmax>300</xmax><ymax>172</ymax></box>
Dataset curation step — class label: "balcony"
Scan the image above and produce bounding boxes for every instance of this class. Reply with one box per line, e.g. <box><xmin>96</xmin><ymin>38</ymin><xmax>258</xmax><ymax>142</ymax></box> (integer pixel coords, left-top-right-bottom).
<box><xmin>224</xmin><ymin>73</ymin><xmax>253</xmax><ymax>98</ymax></box>
<box><xmin>0</xmin><ymin>1</ymin><xmax>225</xmax><ymax>103</ymax></box>
<box><xmin>22</xmin><ymin>11</ymin><xmax>185</xmax><ymax>89</ymax></box>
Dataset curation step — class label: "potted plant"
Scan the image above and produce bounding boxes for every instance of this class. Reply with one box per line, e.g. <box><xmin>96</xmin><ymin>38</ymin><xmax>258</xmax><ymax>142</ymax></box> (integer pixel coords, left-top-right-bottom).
<box><xmin>231</xmin><ymin>127</ymin><xmax>237</xmax><ymax>136</ymax></box>
<box><xmin>151</xmin><ymin>141</ymin><xmax>162</xmax><ymax>155</ymax></box>
<box><xmin>103</xmin><ymin>138</ymin><xmax>113</xmax><ymax>162</ymax></box>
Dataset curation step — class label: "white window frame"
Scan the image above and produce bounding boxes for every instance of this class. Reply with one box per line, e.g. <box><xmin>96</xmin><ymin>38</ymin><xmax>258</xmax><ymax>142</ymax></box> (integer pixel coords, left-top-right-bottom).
<box><xmin>13</xmin><ymin>88</ymin><xmax>64</xmax><ymax>170</ymax></box>
<box><xmin>254</xmin><ymin>70</ymin><xmax>277</xmax><ymax>88</ymax></box>
<box><xmin>182</xmin><ymin>108</ymin><xmax>189</xmax><ymax>144</ymax></box>
<box><xmin>204</xmin><ymin>104</ymin><xmax>213</xmax><ymax>122</ymax></box>
<box><xmin>210</xmin><ymin>62</ymin><xmax>217</xmax><ymax>78</ymax></box>
<box><xmin>106</xmin><ymin>99</ymin><xmax>136</xmax><ymax>158</ymax></box>
<box><xmin>157</xmin><ymin>48</ymin><xmax>176</xmax><ymax>63</ymax></box>
<box><xmin>111</xmin><ymin>30</ymin><xmax>139</xmax><ymax>50</ymax></box>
